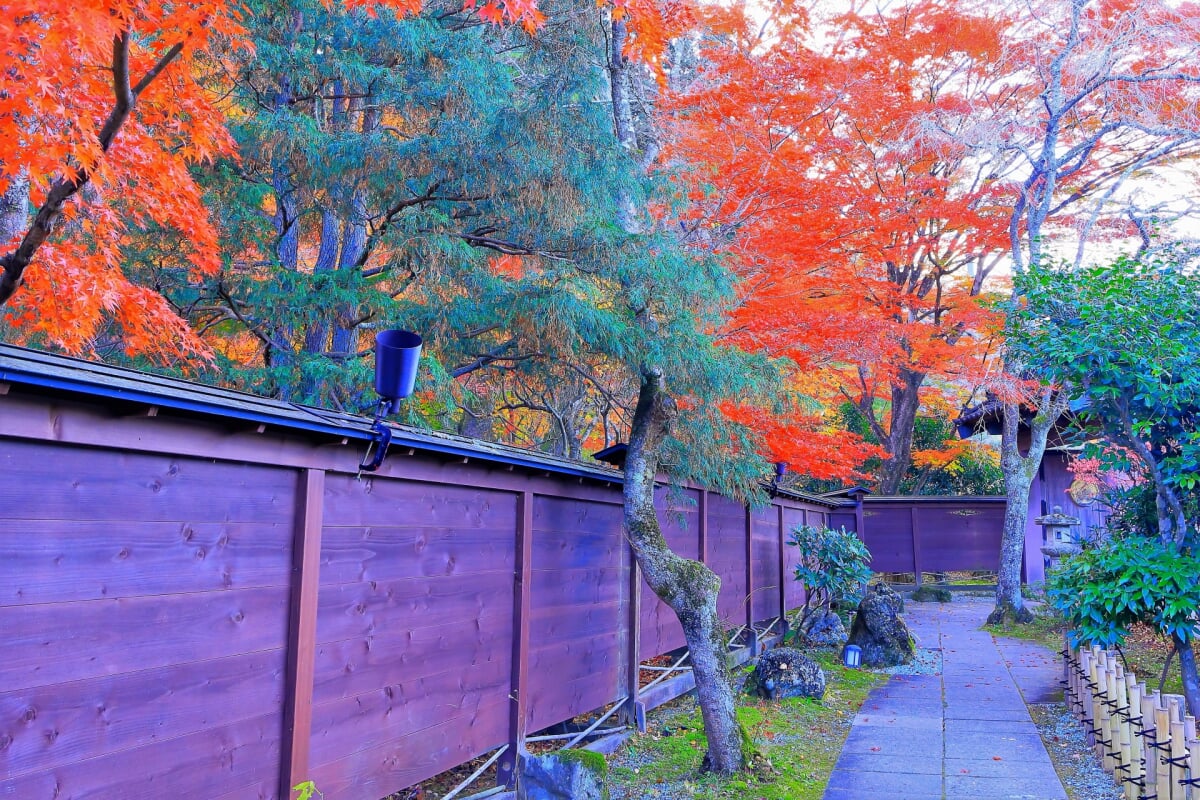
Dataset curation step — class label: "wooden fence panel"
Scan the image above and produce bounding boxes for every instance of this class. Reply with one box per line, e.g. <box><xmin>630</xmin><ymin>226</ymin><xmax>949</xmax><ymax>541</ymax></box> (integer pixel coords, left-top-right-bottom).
<box><xmin>527</xmin><ymin>496</ymin><xmax>627</xmax><ymax>733</ymax></box>
<box><xmin>0</xmin><ymin>440</ymin><xmax>293</xmax><ymax>800</ymax></box>
<box><xmin>707</xmin><ymin>493</ymin><xmax>749</xmax><ymax>626</ymax></box>
<box><xmin>751</xmin><ymin>506</ymin><xmax>781</xmax><ymax>623</ymax></box>
<box><xmin>780</xmin><ymin>506</ymin><xmax>807</xmax><ymax>612</ymax></box>
<box><xmin>916</xmin><ymin>504</ymin><xmax>1005</xmax><ymax>573</ymax></box>
<box><xmin>858</xmin><ymin>503</ymin><xmax>917</xmax><ymax>573</ymax></box>
<box><xmin>308</xmin><ymin>472</ymin><xmax>516</xmax><ymax>799</ymax></box>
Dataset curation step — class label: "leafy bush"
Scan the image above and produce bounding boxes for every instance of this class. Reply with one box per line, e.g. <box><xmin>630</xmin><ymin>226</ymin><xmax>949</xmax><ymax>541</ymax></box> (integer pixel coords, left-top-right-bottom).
<box><xmin>1047</xmin><ymin>535</ymin><xmax>1200</xmax><ymax>648</ymax></box>
<box><xmin>789</xmin><ymin>525</ymin><xmax>872</xmax><ymax>625</ymax></box>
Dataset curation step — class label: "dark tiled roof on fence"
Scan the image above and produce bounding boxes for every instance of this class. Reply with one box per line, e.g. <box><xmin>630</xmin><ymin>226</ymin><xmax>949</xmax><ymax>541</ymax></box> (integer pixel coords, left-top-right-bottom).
<box><xmin>0</xmin><ymin>343</ymin><xmax>843</xmax><ymax>506</ymax></box>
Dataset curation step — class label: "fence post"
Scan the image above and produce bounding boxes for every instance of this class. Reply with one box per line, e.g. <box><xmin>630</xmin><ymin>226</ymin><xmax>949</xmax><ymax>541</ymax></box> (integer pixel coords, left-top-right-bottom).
<box><xmin>1144</xmin><ymin>690</ymin><xmax>1162</xmax><ymax>798</ymax></box>
<box><xmin>910</xmin><ymin>506</ymin><xmax>923</xmax><ymax>587</ymax></box>
<box><xmin>746</xmin><ymin>505</ymin><xmax>758</xmax><ymax>655</ymax></box>
<box><xmin>1186</xmin><ymin>715</ymin><xmax>1197</xmax><ymax>800</ymax></box>
<box><xmin>777</xmin><ymin>503</ymin><xmax>788</xmax><ymax>639</ymax></box>
<box><xmin>698</xmin><ymin>490</ymin><xmax>709</xmax><ymax>565</ymax></box>
<box><xmin>498</xmin><ymin>491</ymin><xmax>534</xmax><ymax>787</ymax></box>
<box><xmin>280</xmin><ymin>468</ymin><xmax>325</xmax><ymax>799</ymax></box>
<box><xmin>623</xmin><ymin>545</ymin><xmax>646</xmax><ymax>732</ymax></box>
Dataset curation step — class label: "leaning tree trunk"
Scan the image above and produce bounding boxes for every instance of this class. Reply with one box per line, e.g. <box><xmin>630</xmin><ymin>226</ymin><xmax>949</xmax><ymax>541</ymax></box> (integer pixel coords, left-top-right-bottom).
<box><xmin>622</xmin><ymin>367</ymin><xmax>748</xmax><ymax>774</ymax></box>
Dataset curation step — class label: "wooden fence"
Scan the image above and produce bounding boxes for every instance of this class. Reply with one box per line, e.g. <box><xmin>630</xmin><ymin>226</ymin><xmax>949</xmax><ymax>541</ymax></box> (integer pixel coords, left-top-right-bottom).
<box><xmin>0</xmin><ymin>344</ymin><xmax>1012</xmax><ymax>800</ymax></box>
<box><xmin>1064</xmin><ymin>642</ymin><xmax>1200</xmax><ymax>799</ymax></box>
<box><xmin>831</xmin><ymin>496</ymin><xmax>1008</xmax><ymax>583</ymax></box>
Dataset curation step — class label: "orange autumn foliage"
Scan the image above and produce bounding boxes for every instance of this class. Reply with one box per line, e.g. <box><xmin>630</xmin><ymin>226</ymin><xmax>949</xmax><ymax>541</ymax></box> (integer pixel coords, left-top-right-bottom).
<box><xmin>0</xmin><ymin>0</ymin><xmax>553</xmax><ymax>364</ymax></box>
<box><xmin>0</xmin><ymin>0</ymin><xmax>243</xmax><ymax>361</ymax></box>
<box><xmin>664</xmin><ymin>0</ymin><xmax>1011</xmax><ymax>484</ymax></box>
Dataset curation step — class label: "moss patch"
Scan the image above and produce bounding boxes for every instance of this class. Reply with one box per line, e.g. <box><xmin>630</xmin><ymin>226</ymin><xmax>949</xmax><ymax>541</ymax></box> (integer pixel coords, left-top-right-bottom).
<box><xmin>983</xmin><ymin>610</ymin><xmax>1069</xmax><ymax>652</ymax></box>
<box><xmin>607</xmin><ymin>650</ymin><xmax>886</xmax><ymax>799</ymax></box>
<box><xmin>559</xmin><ymin>748</ymin><xmax>609</xmax><ymax>776</ymax></box>
<box><xmin>911</xmin><ymin>585</ymin><xmax>953</xmax><ymax>603</ymax></box>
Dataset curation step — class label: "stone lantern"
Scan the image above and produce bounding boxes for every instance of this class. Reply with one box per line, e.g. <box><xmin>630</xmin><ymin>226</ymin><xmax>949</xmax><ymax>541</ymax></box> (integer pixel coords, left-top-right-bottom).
<box><xmin>1037</xmin><ymin>505</ymin><xmax>1082</xmax><ymax>568</ymax></box>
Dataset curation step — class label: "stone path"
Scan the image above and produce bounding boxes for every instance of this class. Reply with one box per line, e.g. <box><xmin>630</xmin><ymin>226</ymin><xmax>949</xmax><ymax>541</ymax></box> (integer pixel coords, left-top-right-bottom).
<box><xmin>823</xmin><ymin>600</ymin><xmax>1068</xmax><ymax>800</ymax></box>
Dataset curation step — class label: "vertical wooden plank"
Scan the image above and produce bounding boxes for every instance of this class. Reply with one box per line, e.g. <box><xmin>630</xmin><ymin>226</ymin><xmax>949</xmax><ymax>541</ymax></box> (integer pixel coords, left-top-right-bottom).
<box><xmin>698</xmin><ymin>490</ymin><xmax>709</xmax><ymax>565</ymax></box>
<box><xmin>745</xmin><ymin>505</ymin><xmax>757</xmax><ymax>654</ymax></box>
<box><xmin>281</xmin><ymin>468</ymin><xmax>325</xmax><ymax>798</ymax></box>
<box><xmin>854</xmin><ymin>495</ymin><xmax>865</xmax><ymax>536</ymax></box>
<box><xmin>499</xmin><ymin>491</ymin><xmax>533</xmax><ymax>786</ymax></box>
<box><xmin>624</xmin><ymin>546</ymin><xmax>645</xmax><ymax>731</ymax></box>
<box><xmin>910</xmin><ymin>506</ymin><xmax>923</xmax><ymax>586</ymax></box>
<box><xmin>776</xmin><ymin>503</ymin><xmax>788</xmax><ymax>635</ymax></box>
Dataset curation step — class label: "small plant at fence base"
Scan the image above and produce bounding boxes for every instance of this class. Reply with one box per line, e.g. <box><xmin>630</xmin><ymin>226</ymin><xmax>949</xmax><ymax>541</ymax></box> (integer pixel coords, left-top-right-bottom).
<box><xmin>1048</xmin><ymin>535</ymin><xmax>1200</xmax><ymax>718</ymax></box>
<box><xmin>788</xmin><ymin>525</ymin><xmax>872</xmax><ymax>636</ymax></box>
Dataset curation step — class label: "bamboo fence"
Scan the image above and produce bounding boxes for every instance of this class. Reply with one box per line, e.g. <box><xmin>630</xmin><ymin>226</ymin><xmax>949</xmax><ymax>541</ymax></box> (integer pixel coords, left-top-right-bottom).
<box><xmin>1064</xmin><ymin>641</ymin><xmax>1200</xmax><ymax>800</ymax></box>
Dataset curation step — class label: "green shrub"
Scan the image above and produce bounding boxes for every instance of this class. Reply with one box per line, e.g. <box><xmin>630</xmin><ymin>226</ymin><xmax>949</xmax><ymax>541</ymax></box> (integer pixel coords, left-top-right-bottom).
<box><xmin>1047</xmin><ymin>535</ymin><xmax>1200</xmax><ymax>648</ymax></box>
<box><xmin>789</xmin><ymin>525</ymin><xmax>872</xmax><ymax>626</ymax></box>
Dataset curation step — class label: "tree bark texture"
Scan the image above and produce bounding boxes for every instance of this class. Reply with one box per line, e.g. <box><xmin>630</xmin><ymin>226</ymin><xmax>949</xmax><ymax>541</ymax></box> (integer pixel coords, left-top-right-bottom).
<box><xmin>1172</xmin><ymin>634</ymin><xmax>1200</xmax><ymax>719</ymax></box>
<box><xmin>875</xmin><ymin>368</ymin><xmax>926</xmax><ymax>495</ymax></box>
<box><xmin>622</xmin><ymin>368</ymin><xmax>747</xmax><ymax>774</ymax></box>
<box><xmin>990</xmin><ymin>389</ymin><xmax>1069</xmax><ymax>625</ymax></box>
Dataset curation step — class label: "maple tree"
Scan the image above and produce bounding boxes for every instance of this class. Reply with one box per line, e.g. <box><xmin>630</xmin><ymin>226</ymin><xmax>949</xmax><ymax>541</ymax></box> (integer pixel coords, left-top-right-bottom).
<box><xmin>0</xmin><ymin>0</ymin><xmax>543</xmax><ymax>362</ymax></box>
<box><xmin>662</xmin><ymin>0</ymin><xmax>1010</xmax><ymax>493</ymax></box>
<box><xmin>931</xmin><ymin>0</ymin><xmax>1200</xmax><ymax>624</ymax></box>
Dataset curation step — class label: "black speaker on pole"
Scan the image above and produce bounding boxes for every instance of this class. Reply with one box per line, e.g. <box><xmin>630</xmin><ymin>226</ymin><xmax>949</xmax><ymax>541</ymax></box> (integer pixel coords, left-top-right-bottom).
<box><xmin>360</xmin><ymin>329</ymin><xmax>422</xmax><ymax>472</ymax></box>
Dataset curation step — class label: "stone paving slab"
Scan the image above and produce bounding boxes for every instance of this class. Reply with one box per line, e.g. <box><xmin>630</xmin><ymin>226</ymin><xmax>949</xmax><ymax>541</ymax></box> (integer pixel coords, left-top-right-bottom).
<box><xmin>821</xmin><ymin>599</ymin><xmax>1069</xmax><ymax>800</ymax></box>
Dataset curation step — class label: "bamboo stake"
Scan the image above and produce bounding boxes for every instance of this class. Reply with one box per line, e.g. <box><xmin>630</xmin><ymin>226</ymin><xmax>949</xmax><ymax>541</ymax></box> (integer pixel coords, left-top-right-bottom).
<box><xmin>1116</xmin><ymin>664</ymin><xmax>1133</xmax><ymax>799</ymax></box>
<box><xmin>1092</xmin><ymin>652</ymin><xmax>1107</xmax><ymax>763</ymax></box>
<box><xmin>1128</xmin><ymin>676</ymin><xmax>1145</xmax><ymax>800</ymax></box>
<box><xmin>1103</xmin><ymin>656</ymin><xmax>1118</xmax><ymax>774</ymax></box>
<box><xmin>1145</xmin><ymin>690</ymin><xmax>1162</xmax><ymax>800</ymax></box>
<box><xmin>1156</xmin><ymin>699</ymin><xmax>1173</xmax><ymax>798</ymax></box>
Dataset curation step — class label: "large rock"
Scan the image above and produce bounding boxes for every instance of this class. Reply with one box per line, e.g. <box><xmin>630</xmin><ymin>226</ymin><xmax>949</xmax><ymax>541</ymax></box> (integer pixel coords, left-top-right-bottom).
<box><xmin>517</xmin><ymin>751</ymin><xmax>609</xmax><ymax>800</ymax></box>
<box><xmin>746</xmin><ymin>647</ymin><xmax>826</xmax><ymax>701</ymax></box>
<box><xmin>797</xmin><ymin>608</ymin><xmax>847</xmax><ymax>647</ymax></box>
<box><xmin>847</xmin><ymin>583</ymin><xmax>914</xmax><ymax>667</ymax></box>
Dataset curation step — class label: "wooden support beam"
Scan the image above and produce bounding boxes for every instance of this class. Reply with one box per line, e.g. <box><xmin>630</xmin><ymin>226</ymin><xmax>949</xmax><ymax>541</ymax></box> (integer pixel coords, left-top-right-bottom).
<box><xmin>623</xmin><ymin>545</ymin><xmax>645</xmax><ymax>731</ymax></box>
<box><xmin>698</xmin><ymin>490</ymin><xmax>709</xmax><ymax>565</ymax></box>
<box><xmin>746</xmin><ymin>505</ymin><xmax>758</xmax><ymax>655</ymax></box>
<box><xmin>910</xmin><ymin>506</ymin><xmax>923</xmax><ymax>586</ymax></box>
<box><xmin>280</xmin><ymin>468</ymin><xmax>325</xmax><ymax>798</ymax></box>
<box><xmin>499</xmin><ymin>491</ymin><xmax>534</xmax><ymax>787</ymax></box>
<box><xmin>777</xmin><ymin>503</ymin><xmax>788</xmax><ymax>636</ymax></box>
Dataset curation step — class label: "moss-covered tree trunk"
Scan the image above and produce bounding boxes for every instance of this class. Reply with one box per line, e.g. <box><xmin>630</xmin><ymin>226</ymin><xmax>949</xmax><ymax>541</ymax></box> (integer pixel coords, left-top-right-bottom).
<box><xmin>622</xmin><ymin>367</ymin><xmax>747</xmax><ymax>774</ymax></box>
<box><xmin>990</xmin><ymin>388</ymin><xmax>1069</xmax><ymax>625</ymax></box>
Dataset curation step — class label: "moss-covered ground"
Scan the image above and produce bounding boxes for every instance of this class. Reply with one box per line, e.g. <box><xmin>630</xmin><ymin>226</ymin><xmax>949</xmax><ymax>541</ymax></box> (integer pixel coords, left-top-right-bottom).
<box><xmin>607</xmin><ymin>651</ymin><xmax>886</xmax><ymax>800</ymax></box>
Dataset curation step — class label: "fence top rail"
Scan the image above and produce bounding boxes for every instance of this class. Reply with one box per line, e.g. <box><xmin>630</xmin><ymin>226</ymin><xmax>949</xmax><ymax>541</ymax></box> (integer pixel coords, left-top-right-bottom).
<box><xmin>861</xmin><ymin>495</ymin><xmax>1007</xmax><ymax>504</ymax></box>
<box><xmin>0</xmin><ymin>343</ymin><xmax>850</xmax><ymax>507</ymax></box>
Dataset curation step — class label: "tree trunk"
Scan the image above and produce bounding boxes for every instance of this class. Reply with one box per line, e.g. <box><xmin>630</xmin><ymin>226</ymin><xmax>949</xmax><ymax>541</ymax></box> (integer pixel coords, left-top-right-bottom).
<box><xmin>989</xmin><ymin>448</ymin><xmax>1034</xmax><ymax>624</ymax></box>
<box><xmin>1172</xmin><ymin>634</ymin><xmax>1200</xmax><ymax>719</ymax></box>
<box><xmin>0</xmin><ymin>171</ymin><xmax>28</xmax><ymax>246</ymax></box>
<box><xmin>622</xmin><ymin>367</ymin><xmax>748</xmax><ymax>774</ymax></box>
<box><xmin>991</xmin><ymin>389</ymin><xmax>1068</xmax><ymax>625</ymax></box>
<box><xmin>876</xmin><ymin>369</ymin><xmax>925</xmax><ymax>495</ymax></box>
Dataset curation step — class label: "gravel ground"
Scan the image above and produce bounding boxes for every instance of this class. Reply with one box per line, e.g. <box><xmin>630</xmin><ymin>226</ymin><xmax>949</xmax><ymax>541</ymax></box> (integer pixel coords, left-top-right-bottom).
<box><xmin>1029</xmin><ymin>703</ymin><xmax>1123</xmax><ymax>800</ymax></box>
<box><xmin>882</xmin><ymin>646</ymin><xmax>942</xmax><ymax>675</ymax></box>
